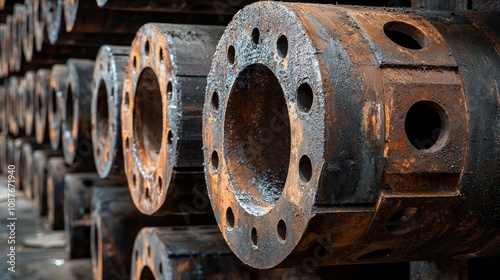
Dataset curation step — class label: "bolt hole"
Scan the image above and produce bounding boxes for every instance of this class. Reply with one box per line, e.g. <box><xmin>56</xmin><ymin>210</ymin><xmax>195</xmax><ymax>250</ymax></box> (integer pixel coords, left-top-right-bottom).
<box><xmin>159</xmin><ymin>48</ymin><xmax>164</xmax><ymax>61</ymax></box>
<box><xmin>357</xmin><ymin>249</ymin><xmax>393</xmax><ymax>261</ymax></box>
<box><xmin>157</xmin><ymin>176</ymin><xmax>162</xmax><ymax>192</ymax></box>
<box><xmin>211</xmin><ymin>91</ymin><xmax>219</xmax><ymax>111</ymax></box>
<box><xmin>147</xmin><ymin>245</ymin><xmax>150</xmax><ymax>257</ymax></box>
<box><xmin>146</xmin><ymin>187</ymin><xmax>150</xmax><ymax>199</ymax></box>
<box><xmin>211</xmin><ymin>150</ymin><xmax>219</xmax><ymax>174</ymax></box>
<box><xmin>145</xmin><ymin>40</ymin><xmax>150</xmax><ymax>55</ymax></box>
<box><xmin>133</xmin><ymin>56</ymin><xmax>137</xmax><ymax>69</ymax></box>
<box><xmin>226</xmin><ymin>207</ymin><xmax>234</xmax><ymax>229</ymax></box>
<box><xmin>227</xmin><ymin>45</ymin><xmax>235</xmax><ymax>64</ymax></box>
<box><xmin>277</xmin><ymin>35</ymin><xmax>288</xmax><ymax>58</ymax></box>
<box><xmin>299</xmin><ymin>155</ymin><xmax>312</xmax><ymax>182</ymax></box>
<box><xmin>132</xmin><ymin>174</ymin><xmax>137</xmax><ymax>186</ymax></box>
<box><xmin>297</xmin><ymin>83</ymin><xmax>313</xmax><ymax>113</ymax></box>
<box><xmin>383</xmin><ymin>21</ymin><xmax>424</xmax><ymax>50</ymax></box>
<box><xmin>252</xmin><ymin>28</ymin><xmax>260</xmax><ymax>45</ymax></box>
<box><xmin>125</xmin><ymin>137</ymin><xmax>129</xmax><ymax>149</ymax></box>
<box><xmin>167</xmin><ymin>130</ymin><xmax>173</xmax><ymax>145</ymax></box>
<box><xmin>405</xmin><ymin>101</ymin><xmax>445</xmax><ymax>150</ymax></box>
<box><xmin>386</xmin><ymin>207</ymin><xmax>420</xmax><ymax>235</ymax></box>
<box><xmin>167</xmin><ymin>81</ymin><xmax>173</xmax><ymax>100</ymax></box>
<box><xmin>124</xmin><ymin>91</ymin><xmax>129</xmax><ymax>106</ymax></box>
<box><xmin>251</xmin><ymin>227</ymin><xmax>258</xmax><ymax>247</ymax></box>
<box><xmin>277</xmin><ymin>219</ymin><xmax>287</xmax><ymax>241</ymax></box>
<box><xmin>159</xmin><ymin>262</ymin><xmax>163</xmax><ymax>274</ymax></box>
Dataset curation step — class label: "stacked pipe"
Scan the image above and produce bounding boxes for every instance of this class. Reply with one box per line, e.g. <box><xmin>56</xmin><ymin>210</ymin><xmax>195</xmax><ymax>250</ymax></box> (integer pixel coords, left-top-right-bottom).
<box><xmin>202</xmin><ymin>1</ymin><xmax>500</xmax><ymax>269</ymax></box>
<box><xmin>0</xmin><ymin>1</ymin><xmax>498</xmax><ymax>279</ymax></box>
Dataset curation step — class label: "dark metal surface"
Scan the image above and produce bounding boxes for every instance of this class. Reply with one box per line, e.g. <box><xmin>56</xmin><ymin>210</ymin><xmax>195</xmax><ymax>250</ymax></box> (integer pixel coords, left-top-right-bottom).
<box><xmin>48</xmin><ymin>64</ymin><xmax>66</xmax><ymax>151</ymax></box>
<box><xmin>47</xmin><ymin>156</ymin><xmax>70</xmax><ymax>230</ymax></box>
<box><xmin>34</xmin><ymin>68</ymin><xmax>51</xmax><ymax>144</ymax></box>
<box><xmin>203</xmin><ymin>2</ymin><xmax>500</xmax><ymax>268</ymax></box>
<box><xmin>91</xmin><ymin>45</ymin><xmax>129</xmax><ymax>180</ymax></box>
<box><xmin>61</xmin><ymin>58</ymin><xmax>96</xmax><ymax>170</ymax></box>
<box><xmin>22</xmin><ymin>0</ymin><xmax>35</xmax><ymax>62</ymax></box>
<box><xmin>90</xmin><ymin>187</ymin><xmax>209</xmax><ymax>280</ymax></box>
<box><xmin>23</xmin><ymin>71</ymin><xmax>36</xmax><ymax>136</ymax></box>
<box><xmin>33</xmin><ymin>149</ymin><xmax>62</xmax><ymax>216</ymax></box>
<box><xmin>121</xmin><ymin>23</ymin><xmax>224</xmax><ymax>216</ymax></box>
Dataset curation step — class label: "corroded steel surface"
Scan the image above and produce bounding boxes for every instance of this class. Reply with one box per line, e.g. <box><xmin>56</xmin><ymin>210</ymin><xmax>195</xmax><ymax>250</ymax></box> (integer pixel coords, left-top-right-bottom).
<box><xmin>121</xmin><ymin>23</ymin><xmax>224</xmax><ymax>215</ymax></box>
<box><xmin>33</xmin><ymin>149</ymin><xmax>62</xmax><ymax>216</ymax></box>
<box><xmin>61</xmin><ymin>58</ymin><xmax>96</xmax><ymax>170</ymax></box>
<box><xmin>48</xmin><ymin>64</ymin><xmax>67</xmax><ymax>151</ymax></box>
<box><xmin>91</xmin><ymin>45</ymin><xmax>129</xmax><ymax>180</ymax></box>
<box><xmin>22</xmin><ymin>0</ymin><xmax>35</xmax><ymax>62</ymax></box>
<box><xmin>203</xmin><ymin>2</ymin><xmax>500</xmax><ymax>268</ymax></box>
<box><xmin>47</xmin><ymin>157</ymin><xmax>71</xmax><ymax>230</ymax></box>
<box><xmin>34</xmin><ymin>69</ymin><xmax>51</xmax><ymax>144</ymax></box>
<box><xmin>23</xmin><ymin>71</ymin><xmax>36</xmax><ymax>136</ymax></box>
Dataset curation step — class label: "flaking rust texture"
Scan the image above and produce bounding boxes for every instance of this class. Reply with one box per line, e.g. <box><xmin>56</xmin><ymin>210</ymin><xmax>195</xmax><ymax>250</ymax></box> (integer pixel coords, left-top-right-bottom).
<box><xmin>121</xmin><ymin>23</ymin><xmax>224</xmax><ymax>215</ymax></box>
<box><xmin>91</xmin><ymin>45</ymin><xmax>130</xmax><ymax>180</ymax></box>
<box><xmin>203</xmin><ymin>2</ymin><xmax>500</xmax><ymax>269</ymax></box>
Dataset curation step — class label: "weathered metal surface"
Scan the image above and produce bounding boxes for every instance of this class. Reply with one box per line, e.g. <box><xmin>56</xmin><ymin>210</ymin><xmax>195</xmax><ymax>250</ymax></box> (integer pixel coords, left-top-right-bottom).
<box><xmin>33</xmin><ymin>149</ymin><xmax>62</xmax><ymax>216</ymax></box>
<box><xmin>47</xmin><ymin>157</ymin><xmax>71</xmax><ymax>230</ymax></box>
<box><xmin>22</xmin><ymin>0</ymin><xmax>35</xmax><ymax>62</ymax></box>
<box><xmin>42</xmin><ymin>0</ymin><xmax>63</xmax><ymax>45</ymax></box>
<box><xmin>17</xmin><ymin>77</ymin><xmax>26</xmax><ymax>132</ymax></box>
<box><xmin>203</xmin><ymin>2</ymin><xmax>500</xmax><ymax>268</ymax></box>
<box><xmin>91</xmin><ymin>187</ymin><xmax>202</xmax><ymax>280</ymax></box>
<box><xmin>23</xmin><ymin>71</ymin><xmax>36</xmax><ymax>136</ymax></box>
<box><xmin>61</xmin><ymin>58</ymin><xmax>96</xmax><ymax>170</ymax></box>
<box><xmin>33</xmin><ymin>0</ymin><xmax>44</xmax><ymax>52</ymax></box>
<box><xmin>410</xmin><ymin>260</ymin><xmax>468</xmax><ymax>280</ymax></box>
<box><xmin>91</xmin><ymin>45</ymin><xmax>129</xmax><ymax>180</ymax></box>
<box><xmin>0</xmin><ymin>135</ymin><xmax>6</xmax><ymax>174</ymax></box>
<box><xmin>7</xmin><ymin>76</ymin><xmax>21</xmax><ymax>136</ymax></box>
<box><xmin>13</xmin><ymin>138</ymin><xmax>27</xmax><ymax>190</ymax></box>
<box><xmin>10</xmin><ymin>4</ymin><xmax>25</xmax><ymax>72</ymax></box>
<box><xmin>0</xmin><ymin>23</ymin><xmax>9</xmax><ymax>77</ymax></box>
<box><xmin>121</xmin><ymin>23</ymin><xmax>224</xmax><ymax>215</ymax></box>
<box><xmin>48</xmin><ymin>64</ymin><xmax>67</xmax><ymax>151</ymax></box>
<box><xmin>34</xmin><ymin>69</ymin><xmax>51</xmax><ymax>144</ymax></box>
<box><xmin>64</xmin><ymin>173</ymin><xmax>97</xmax><ymax>259</ymax></box>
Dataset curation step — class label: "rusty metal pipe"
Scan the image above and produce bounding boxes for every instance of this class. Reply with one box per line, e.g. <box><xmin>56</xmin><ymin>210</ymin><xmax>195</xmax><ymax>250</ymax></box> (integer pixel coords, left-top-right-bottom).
<box><xmin>35</xmin><ymin>69</ymin><xmax>51</xmax><ymax>144</ymax></box>
<box><xmin>22</xmin><ymin>0</ymin><xmax>35</xmax><ymax>62</ymax></box>
<box><xmin>121</xmin><ymin>23</ymin><xmax>224</xmax><ymax>215</ymax></box>
<box><xmin>33</xmin><ymin>149</ymin><xmax>62</xmax><ymax>216</ymax></box>
<box><xmin>203</xmin><ymin>3</ymin><xmax>500</xmax><ymax>268</ymax></box>
<box><xmin>24</xmin><ymin>71</ymin><xmax>36</xmax><ymax>136</ymax></box>
<box><xmin>0</xmin><ymin>24</ymin><xmax>9</xmax><ymax>77</ymax></box>
<box><xmin>64</xmin><ymin>173</ymin><xmax>97</xmax><ymax>259</ymax></box>
<box><xmin>48</xmin><ymin>64</ymin><xmax>66</xmax><ymax>151</ymax></box>
<box><xmin>47</xmin><ymin>157</ymin><xmax>71</xmax><ymax>229</ymax></box>
<box><xmin>90</xmin><ymin>187</ymin><xmax>204</xmax><ymax>280</ymax></box>
<box><xmin>10</xmin><ymin>4</ymin><xmax>26</xmax><ymax>73</ymax></box>
<box><xmin>91</xmin><ymin>45</ymin><xmax>129</xmax><ymax>180</ymax></box>
<box><xmin>61</xmin><ymin>58</ymin><xmax>96</xmax><ymax>171</ymax></box>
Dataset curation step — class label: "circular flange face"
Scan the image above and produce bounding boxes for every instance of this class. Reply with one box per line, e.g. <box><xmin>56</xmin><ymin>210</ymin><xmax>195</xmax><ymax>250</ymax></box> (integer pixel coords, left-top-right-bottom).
<box><xmin>203</xmin><ymin>2</ymin><xmax>325</xmax><ymax>268</ymax></box>
<box><xmin>121</xmin><ymin>24</ymin><xmax>178</xmax><ymax>215</ymax></box>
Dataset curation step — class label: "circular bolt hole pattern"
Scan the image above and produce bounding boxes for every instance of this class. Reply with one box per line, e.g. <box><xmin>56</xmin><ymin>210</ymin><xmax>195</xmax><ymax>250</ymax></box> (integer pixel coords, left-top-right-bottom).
<box><xmin>211</xmin><ymin>91</ymin><xmax>219</xmax><ymax>111</ymax></box>
<box><xmin>251</xmin><ymin>227</ymin><xmax>258</xmax><ymax>247</ymax></box>
<box><xmin>383</xmin><ymin>21</ymin><xmax>424</xmax><ymax>50</ymax></box>
<box><xmin>405</xmin><ymin>101</ymin><xmax>444</xmax><ymax>150</ymax></box>
<box><xmin>227</xmin><ymin>45</ymin><xmax>235</xmax><ymax>64</ymax></box>
<box><xmin>252</xmin><ymin>28</ymin><xmax>260</xmax><ymax>45</ymax></box>
<box><xmin>277</xmin><ymin>35</ymin><xmax>288</xmax><ymax>58</ymax></box>
<box><xmin>299</xmin><ymin>155</ymin><xmax>312</xmax><ymax>182</ymax></box>
<box><xmin>277</xmin><ymin>219</ymin><xmax>287</xmax><ymax>241</ymax></box>
<box><xmin>211</xmin><ymin>151</ymin><xmax>219</xmax><ymax>174</ymax></box>
<box><xmin>386</xmin><ymin>207</ymin><xmax>420</xmax><ymax>235</ymax></box>
<box><xmin>297</xmin><ymin>83</ymin><xmax>313</xmax><ymax>113</ymax></box>
<box><xmin>226</xmin><ymin>207</ymin><xmax>235</xmax><ymax>229</ymax></box>
<box><xmin>145</xmin><ymin>40</ymin><xmax>150</xmax><ymax>55</ymax></box>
